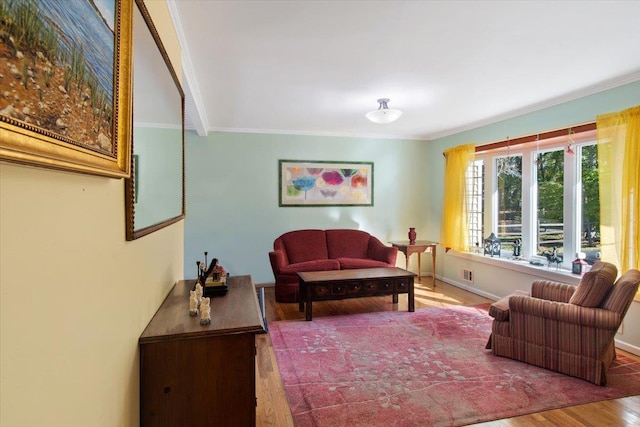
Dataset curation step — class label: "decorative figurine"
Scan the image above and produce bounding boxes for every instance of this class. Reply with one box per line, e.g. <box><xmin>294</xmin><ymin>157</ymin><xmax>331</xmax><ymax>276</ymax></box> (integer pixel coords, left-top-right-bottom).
<box><xmin>512</xmin><ymin>239</ymin><xmax>522</xmax><ymax>258</ymax></box>
<box><xmin>189</xmin><ymin>290</ymin><xmax>198</xmax><ymax>316</ymax></box>
<box><xmin>200</xmin><ymin>297</ymin><xmax>211</xmax><ymax>325</ymax></box>
<box><xmin>542</xmin><ymin>246</ymin><xmax>563</xmax><ymax>270</ymax></box>
<box><xmin>195</xmin><ymin>283</ymin><xmax>203</xmax><ymax>305</ymax></box>
<box><xmin>212</xmin><ymin>259</ymin><xmax>227</xmax><ymax>281</ymax></box>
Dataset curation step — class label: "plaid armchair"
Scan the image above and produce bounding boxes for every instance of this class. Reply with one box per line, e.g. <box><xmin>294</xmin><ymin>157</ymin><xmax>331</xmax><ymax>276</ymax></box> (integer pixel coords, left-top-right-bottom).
<box><xmin>486</xmin><ymin>261</ymin><xmax>640</xmax><ymax>385</ymax></box>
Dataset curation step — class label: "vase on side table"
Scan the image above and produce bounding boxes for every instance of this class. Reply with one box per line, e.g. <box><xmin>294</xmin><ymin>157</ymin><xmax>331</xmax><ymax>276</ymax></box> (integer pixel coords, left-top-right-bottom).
<box><xmin>408</xmin><ymin>228</ymin><xmax>417</xmax><ymax>245</ymax></box>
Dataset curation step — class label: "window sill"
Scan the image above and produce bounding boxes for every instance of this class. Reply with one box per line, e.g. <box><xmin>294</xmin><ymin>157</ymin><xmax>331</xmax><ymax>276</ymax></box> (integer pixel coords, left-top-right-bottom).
<box><xmin>447</xmin><ymin>250</ymin><xmax>583</xmax><ymax>286</ymax></box>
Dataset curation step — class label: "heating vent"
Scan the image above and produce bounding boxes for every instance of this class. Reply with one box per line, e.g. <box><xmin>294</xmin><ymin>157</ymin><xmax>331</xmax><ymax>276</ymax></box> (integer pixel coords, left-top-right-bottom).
<box><xmin>460</xmin><ymin>268</ymin><xmax>474</xmax><ymax>283</ymax></box>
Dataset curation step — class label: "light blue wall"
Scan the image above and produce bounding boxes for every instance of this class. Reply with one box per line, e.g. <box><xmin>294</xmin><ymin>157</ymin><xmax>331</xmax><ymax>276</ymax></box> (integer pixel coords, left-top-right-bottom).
<box><xmin>185</xmin><ymin>132</ymin><xmax>430</xmax><ymax>283</ymax></box>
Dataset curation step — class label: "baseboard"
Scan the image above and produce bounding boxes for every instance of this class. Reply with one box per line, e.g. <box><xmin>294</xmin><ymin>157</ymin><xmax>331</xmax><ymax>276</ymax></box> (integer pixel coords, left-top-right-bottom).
<box><xmin>615</xmin><ymin>339</ymin><xmax>640</xmax><ymax>356</ymax></box>
<box><xmin>437</xmin><ymin>275</ymin><xmax>501</xmax><ymax>301</ymax></box>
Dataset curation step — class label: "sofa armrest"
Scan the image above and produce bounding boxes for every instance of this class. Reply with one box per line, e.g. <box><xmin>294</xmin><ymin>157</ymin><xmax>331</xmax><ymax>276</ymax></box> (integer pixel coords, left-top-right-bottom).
<box><xmin>367</xmin><ymin>238</ymin><xmax>398</xmax><ymax>265</ymax></box>
<box><xmin>269</xmin><ymin>250</ymin><xmax>287</xmax><ymax>278</ymax></box>
<box><xmin>509</xmin><ymin>295</ymin><xmax>621</xmax><ymax>330</ymax></box>
<box><xmin>530</xmin><ymin>280</ymin><xmax>576</xmax><ymax>303</ymax></box>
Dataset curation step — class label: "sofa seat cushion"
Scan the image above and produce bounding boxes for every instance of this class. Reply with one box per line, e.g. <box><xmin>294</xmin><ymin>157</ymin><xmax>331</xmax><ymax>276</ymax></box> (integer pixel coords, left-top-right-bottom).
<box><xmin>281</xmin><ymin>229</ymin><xmax>329</xmax><ymax>264</ymax></box>
<box><xmin>489</xmin><ymin>290</ymin><xmax>529</xmax><ymax>321</ymax></box>
<box><xmin>280</xmin><ymin>259</ymin><xmax>341</xmax><ymax>275</ymax></box>
<box><xmin>569</xmin><ymin>261</ymin><xmax>618</xmax><ymax>307</ymax></box>
<box><xmin>337</xmin><ymin>257</ymin><xmax>391</xmax><ymax>270</ymax></box>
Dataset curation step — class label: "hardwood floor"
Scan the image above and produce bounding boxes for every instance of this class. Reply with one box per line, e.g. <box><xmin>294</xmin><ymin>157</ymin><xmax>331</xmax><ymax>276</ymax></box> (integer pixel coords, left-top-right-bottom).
<box><xmin>256</xmin><ymin>278</ymin><xmax>640</xmax><ymax>427</ymax></box>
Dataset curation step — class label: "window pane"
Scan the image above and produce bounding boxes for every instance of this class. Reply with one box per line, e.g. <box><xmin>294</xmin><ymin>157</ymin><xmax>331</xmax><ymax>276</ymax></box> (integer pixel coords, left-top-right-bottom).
<box><xmin>581</xmin><ymin>144</ymin><xmax>600</xmax><ymax>264</ymax></box>
<box><xmin>537</xmin><ymin>149</ymin><xmax>564</xmax><ymax>264</ymax></box>
<box><xmin>466</xmin><ymin>159</ymin><xmax>484</xmax><ymax>252</ymax></box>
<box><xmin>496</xmin><ymin>155</ymin><xmax>522</xmax><ymax>256</ymax></box>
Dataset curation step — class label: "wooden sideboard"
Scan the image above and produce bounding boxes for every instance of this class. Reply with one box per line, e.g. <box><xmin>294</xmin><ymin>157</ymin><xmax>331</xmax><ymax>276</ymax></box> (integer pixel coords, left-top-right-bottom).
<box><xmin>139</xmin><ymin>275</ymin><xmax>265</xmax><ymax>426</ymax></box>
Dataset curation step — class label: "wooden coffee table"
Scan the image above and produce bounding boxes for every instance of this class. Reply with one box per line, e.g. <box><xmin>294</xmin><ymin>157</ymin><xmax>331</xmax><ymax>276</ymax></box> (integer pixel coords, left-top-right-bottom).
<box><xmin>298</xmin><ymin>267</ymin><xmax>416</xmax><ymax>321</ymax></box>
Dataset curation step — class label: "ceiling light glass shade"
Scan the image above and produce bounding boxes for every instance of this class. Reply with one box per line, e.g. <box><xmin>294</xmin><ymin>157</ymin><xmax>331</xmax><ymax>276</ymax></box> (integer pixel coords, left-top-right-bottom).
<box><xmin>366</xmin><ymin>98</ymin><xmax>403</xmax><ymax>124</ymax></box>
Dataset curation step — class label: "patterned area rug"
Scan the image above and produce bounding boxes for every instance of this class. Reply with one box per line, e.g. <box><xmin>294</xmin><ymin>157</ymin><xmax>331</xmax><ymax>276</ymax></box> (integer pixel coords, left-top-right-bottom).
<box><xmin>270</xmin><ymin>305</ymin><xmax>640</xmax><ymax>426</ymax></box>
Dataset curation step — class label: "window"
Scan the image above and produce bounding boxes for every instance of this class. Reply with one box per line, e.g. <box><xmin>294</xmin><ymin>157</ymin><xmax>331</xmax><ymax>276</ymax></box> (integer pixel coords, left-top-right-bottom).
<box><xmin>469</xmin><ymin>131</ymin><xmax>600</xmax><ymax>269</ymax></box>
<box><xmin>466</xmin><ymin>159</ymin><xmax>484</xmax><ymax>252</ymax></box>
<box><xmin>496</xmin><ymin>154</ymin><xmax>522</xmax><ymax>255</ymax></box>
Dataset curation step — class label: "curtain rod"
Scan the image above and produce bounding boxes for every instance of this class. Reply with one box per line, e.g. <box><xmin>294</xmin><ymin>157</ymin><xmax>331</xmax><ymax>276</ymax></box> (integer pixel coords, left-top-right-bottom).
<box><xmin>475</xmin><ymin>122</ymin><xmax>596</xmax><ymax>153</ymax></box>
<box><xmin>442</xmin><ymin>121</ymin><xmax>596</xmax><ymax>156</ymax></box>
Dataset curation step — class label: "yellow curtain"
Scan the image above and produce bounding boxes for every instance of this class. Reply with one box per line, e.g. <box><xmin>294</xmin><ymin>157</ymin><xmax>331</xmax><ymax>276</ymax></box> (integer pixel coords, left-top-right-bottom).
<box><xmin>440</xmin><ymin>143</ymin><xmax>475</xmax><ymax>251</ymax></box>
<box><xmin>597</xmin><ymin>105</ymin><xmax>640</xmax><ymax>272</ymax></box>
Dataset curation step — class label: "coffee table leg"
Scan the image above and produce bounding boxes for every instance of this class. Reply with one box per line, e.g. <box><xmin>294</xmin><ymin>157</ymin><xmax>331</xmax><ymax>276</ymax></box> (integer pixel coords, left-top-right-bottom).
<box><xmin>306</xmin><ymin>298</ymin><xmax>313</xmax><ymax>321</ymax></box>
<box><xmin>299</xmin><ymin>280</ymin><xmax>305</xmax><ymax>312</ymax></box>
<box><xmin>392</xmin><ymin>293</ymin><xmax>398</xmax><ymax>304</ymax></box>
<box><xmin>408</xmin><ymin>279</ymin><xmax>415</xmax><ymax>312</ymax></box>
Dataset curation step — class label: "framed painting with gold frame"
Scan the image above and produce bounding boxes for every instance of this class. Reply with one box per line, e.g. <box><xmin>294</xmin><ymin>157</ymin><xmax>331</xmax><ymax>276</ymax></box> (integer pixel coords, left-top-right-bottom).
<box><xmin>0</xmin><ymin>0</ymin><xmax>132</xmax><ymax>178</ymax></box>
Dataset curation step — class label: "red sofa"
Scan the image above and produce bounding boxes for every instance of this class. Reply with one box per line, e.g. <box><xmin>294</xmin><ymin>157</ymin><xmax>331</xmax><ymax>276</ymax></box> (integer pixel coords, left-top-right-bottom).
<box><xmin>269</xmin><ymin>229</ymin><xmax>398</xmax><ymax>302</ymax></box>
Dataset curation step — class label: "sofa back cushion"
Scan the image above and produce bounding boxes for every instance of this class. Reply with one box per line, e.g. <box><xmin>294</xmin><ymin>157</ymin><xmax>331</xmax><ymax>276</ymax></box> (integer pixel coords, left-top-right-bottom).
<box><xmin>601</xmin><ymin>269</ymin><xmax>640</xmax><ymax>315</ymax></box>
<box><xmin>326</xmin><ymin>229</ymin><xmax>370</xmax><ymax>260</ymax></box>
<box><xmin>280</xmin><ymin>229</ymin><xmax>329</xmax><ymax>264</ymax></box>
<box><xmin>569</xmin><ymin>261</ymin><xmax>618</xmax><ymax>307</ymax></box>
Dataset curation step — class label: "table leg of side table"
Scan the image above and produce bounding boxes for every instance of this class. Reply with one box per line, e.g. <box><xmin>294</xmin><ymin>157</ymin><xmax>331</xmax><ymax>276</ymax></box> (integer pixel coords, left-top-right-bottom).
<box><xmin>431</xmin><ymin>247</ymin><xmax>436</xmax><ymax>289</ymax></box>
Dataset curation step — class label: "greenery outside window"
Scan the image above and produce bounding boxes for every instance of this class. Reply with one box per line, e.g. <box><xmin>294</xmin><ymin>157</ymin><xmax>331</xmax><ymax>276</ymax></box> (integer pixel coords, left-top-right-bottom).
<box><xmin>470</xmin><ymin>131</ymin><xmax>599</xmax><ymax>270</ymax></box>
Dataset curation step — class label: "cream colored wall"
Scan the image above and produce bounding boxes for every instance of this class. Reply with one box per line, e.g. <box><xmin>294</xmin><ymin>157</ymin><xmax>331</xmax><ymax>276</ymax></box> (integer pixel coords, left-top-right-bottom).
<box><xmin>0</xmin><ymin>2</ymin><xmax>183</xmax><ymax>426</ymax></box>
<box><xmin>144</xmin><ymin>1</ymin><xmax>181</xmax><ymax>83</ymax></box>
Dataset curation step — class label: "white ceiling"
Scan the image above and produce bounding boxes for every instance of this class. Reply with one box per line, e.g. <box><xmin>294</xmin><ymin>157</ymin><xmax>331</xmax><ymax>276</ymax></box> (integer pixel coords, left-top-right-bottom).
<box><xmin>168</xmin><ymin>0</ymin><xmax>640</xmax><ymax>141</ymax></box>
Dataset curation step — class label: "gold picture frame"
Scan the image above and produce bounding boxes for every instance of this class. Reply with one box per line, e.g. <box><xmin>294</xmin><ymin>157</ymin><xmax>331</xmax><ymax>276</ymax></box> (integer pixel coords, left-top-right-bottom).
<box><xmin>0</xmin><ymin>0</ymin><xmax>133</xmax><ymax>178</ymax></box>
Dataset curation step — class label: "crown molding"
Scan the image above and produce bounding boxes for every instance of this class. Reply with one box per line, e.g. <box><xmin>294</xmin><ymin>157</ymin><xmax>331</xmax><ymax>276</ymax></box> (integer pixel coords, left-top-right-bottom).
<box><xmin>200</xmin><ymin>126</ymin><xmax>428</xmax><ymax>141</ymax></box>
<box><xmin>426</xmin><ymin>71</ymin><xmax>640</xmax><ymax>141</ymax></box>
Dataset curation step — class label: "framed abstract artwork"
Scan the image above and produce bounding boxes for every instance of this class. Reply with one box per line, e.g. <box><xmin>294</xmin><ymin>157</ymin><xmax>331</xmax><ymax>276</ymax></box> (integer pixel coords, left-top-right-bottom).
<box><xmin>279</xmin><ymin>159</ymin><xmax>374</xmax><ymax>207</ymax></box>
<box><xmin>0</xmin><ymin>0</ymin><xmax>132</xmax><ymax>178</ymax></box>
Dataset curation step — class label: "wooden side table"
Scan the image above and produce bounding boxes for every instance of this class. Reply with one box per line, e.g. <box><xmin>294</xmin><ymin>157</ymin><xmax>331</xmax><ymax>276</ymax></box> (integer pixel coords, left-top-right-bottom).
<box><xmin>390</xmin><ymin>240</ymin><xmax>438</xmax><ymax>288</ymax></box>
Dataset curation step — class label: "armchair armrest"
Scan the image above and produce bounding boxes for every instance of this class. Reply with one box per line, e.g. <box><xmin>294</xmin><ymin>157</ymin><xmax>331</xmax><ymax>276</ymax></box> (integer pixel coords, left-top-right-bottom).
<box><xmin>268</xmin><ymin>250</ymin><xmax>287</xmax><ymax>277</ymax></box>
<box><xmin>509</xmin><ymin>296</ymin><xmax>621</xmax><ymax>330</ymax></box>
<box><xmin>531</xmin><ymin>280</ymin><xmax>576</xmax><ymax>303</ymax></box>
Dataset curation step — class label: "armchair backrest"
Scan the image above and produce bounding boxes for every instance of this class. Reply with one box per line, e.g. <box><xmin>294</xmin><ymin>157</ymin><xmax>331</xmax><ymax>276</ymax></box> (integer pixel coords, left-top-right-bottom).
<box><xmin>568</xmin><ymin>261</ymin><xmax>618</xmax><ymax>307</ymax></box>
<box><xmin>601</xmin><ymin>269</ymin><xmax>640</xmax><ymax>317</ymax></box>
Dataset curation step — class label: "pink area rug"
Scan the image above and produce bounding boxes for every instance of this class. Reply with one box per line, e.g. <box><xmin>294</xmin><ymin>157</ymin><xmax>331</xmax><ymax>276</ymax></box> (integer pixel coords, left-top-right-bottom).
<box><xmin>270</xmin><ymin>305</ymin><xmax>640</xmax><ymax>426</ymax></box>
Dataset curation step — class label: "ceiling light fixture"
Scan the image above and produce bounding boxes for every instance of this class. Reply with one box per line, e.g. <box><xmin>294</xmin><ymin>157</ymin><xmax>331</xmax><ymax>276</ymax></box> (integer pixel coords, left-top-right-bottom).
<box><xmin>365</xmin><ymin>98</ymin><xmax>402</xmax><ymax>124</ymax></box>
